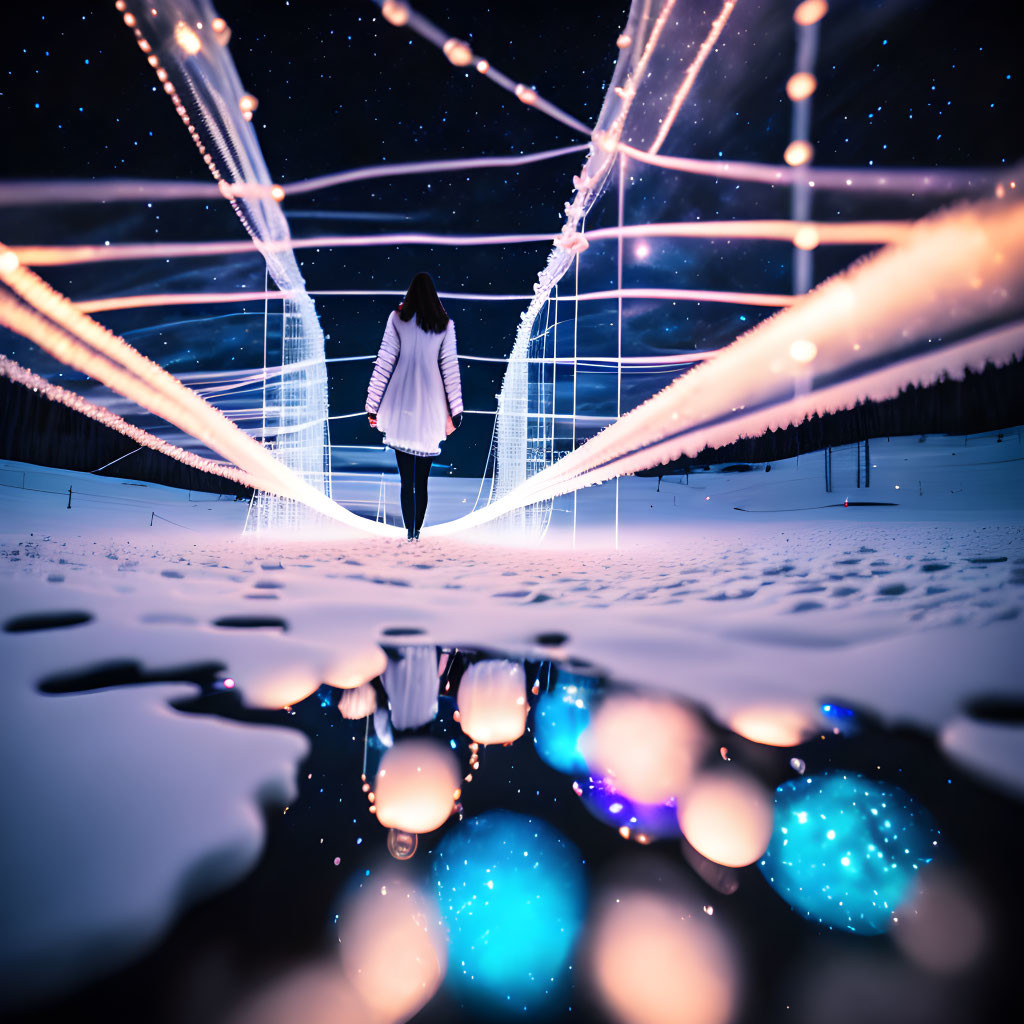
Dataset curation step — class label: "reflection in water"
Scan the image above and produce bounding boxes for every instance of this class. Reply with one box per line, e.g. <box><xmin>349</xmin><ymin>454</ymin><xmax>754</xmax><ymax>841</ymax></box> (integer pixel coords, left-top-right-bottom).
<box><xmin>456</xmin><ymin>659</ymin><xmax>528</xmax><ymax>745</ymax></box>
<box><xmin>580</xmin><ymin>773</ymin><xmax>680</xmax><ymax>842</ymax></box>
<box><xmin>726</xmin><ymin>702</ymin><xmax>821</xmax><ymax>747</ymax></box>
<box><xmin>584</xmin><ymin>693</ymin><xmax>708</xmax><ymax>805</ymax></box>
<box><xmin>337</xmin><ymin>681</ymin><xmax>377</xmax><ymax>720</ymax></box>
<box><xmin>338</xmin><ymin>874</ymin><xmax>447</xmax><ymax>1023</ymax></box>
<box><xmin>586</xmin><ymin>868</ymin><xmax>740</xmax><ymax>1024</ymax></box>
<box><xmin>890</xmin><ymin>865</ymin><xmax>989</xmax><ymax>975</ymax></box>
<box><xmin>678</xmin><ymin>770</ymin><xmax>775</xmax><ymax>868</ymax></box>
<box><xmin>430</xmin><ymin>810</ymin><xmax>585</xmax><ymax>1012</ymax></box>
<box><xmin>380</xmin><ymin>645</ymin><xmax>441</xmax><ymax>731</ymax></box>
<box><xmin>759</xmin><ymin>772</ymin><xmax>938</xmax><ymax>933</ymax></box>
<box><xmin>533</xmin><ymin>672</ymin><xmax>593</xmax><ymax>775</ymax></box>
<box><xmin>305</xmin><ymin>649</ymin><xmax>965</xmax><ymax>1018</ymax></box>
<box><xmin>373</xmin><ymin>738</ymin><xmax>460</xmax><ymax>835</ymax></box>
<box><xmin>386</xmin><ymin>828</ymin><xmax>419</xmax><ymax>860</ymax></box>
<box><xmin>26</xmin><ymin>636</ymin><xmax>1019</xmax><ymax>1024</ymax></box>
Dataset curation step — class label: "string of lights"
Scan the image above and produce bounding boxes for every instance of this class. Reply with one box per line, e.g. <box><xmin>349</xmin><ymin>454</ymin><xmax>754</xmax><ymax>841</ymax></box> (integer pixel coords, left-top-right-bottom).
<box><xmin>372</xmin><ymin>0</ymin><xmax>592</xmax><ymax>137</ymax></box>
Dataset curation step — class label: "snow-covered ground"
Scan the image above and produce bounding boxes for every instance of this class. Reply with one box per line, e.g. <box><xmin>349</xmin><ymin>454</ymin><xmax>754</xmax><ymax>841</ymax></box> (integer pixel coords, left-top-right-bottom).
<box><xmin>1</xmin><ymin>429</ymin><xmax>1022</xmax><ymax>1010</ymax></box>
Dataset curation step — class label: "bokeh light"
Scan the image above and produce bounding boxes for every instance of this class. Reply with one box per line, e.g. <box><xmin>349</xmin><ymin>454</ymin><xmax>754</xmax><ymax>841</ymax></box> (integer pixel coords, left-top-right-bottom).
<box><xmin>532</xmin><ymin>673</ymin><xmax>593</xmax><ymax>775</ymax></box>
<box><xmin>431</xmin><ymin>811</ymin><xmax>585</xmax><ymax>1011</ymax></box>
<box><xmin>793</xmin><ymin>0</ymin><xmax>829</xmax><ymax>27</ymax></box>
<box><xmin>456</xmin><ymin>659</ymin><xmax>528</xmax><ymax>745</ymax></box>
<box><xmin>784</xmin><ymin>139</ymin><xmax>814</xmax><ymax>166</ymax></box>
<box><xmin>374</xmin><ymin>738</ymin><xmax>460</xmax><ymax>834</ymax></box>
<box><xmin>322</xmin><ymin>643</ymin><xmax>387</xmax><ymax>690</ymax></box>
<box><xmin>584</xmin><ymin>694</ymin><xmax>707</xmax><ymax>805</ymax></box>
<box><xmin>891</xmin><ymin>866</ymin><xmax>989</xmax><ymax>974</ymax></box>
<box><xmin>338</xmin><ymin>874</ymin><xmax>447</xmax><ymax>1022</ymax></box>
<box><xmin>443</xmin><ymin>38</ymin><xmax>474</xmax><ymax>67</ymax></box>
<box><xmin>726</xmin><ymin>701</ymin><xmax>820</xmax><ymax>747</ymax></box>
<box><xmin>579</xmin><ymin>773</ymin><xmax>680</xmax><ymax>841</ymax></box>
<box><xmin>381</xmin><ymin>0</ymin><xmax>411</xmax><ymax>27</ymax></box>
<box><xmin>586</xmin><ymin>877</ymin><xmax>740</xmax><ymax>1024</ymax></box>
<box><xmin>759</xmin><ymin>772</ymin><xmax>938</xmax><ymax>933</ymax></box>
<box><xmin>786</xmin><ymin>71</ymin><xmax>818</xmax><ymax>102</ymax></box>
<box><xmin>174</xmin><ymin>21</ymin><xmax>202</xmax><ymax>56</ymax></box>
<box><xmin>789</xmin><ymin>338</ymin><xmax>819</xmax><ymax>364</ymax></box>
<box><xmin>225</xmin><ymin>960</ymin><xmax>365</xmax><ymax>1024</ymax></box>
<box><xmin>679</xmin><ymin>770</ymin><xmax>775</xmax><ymax>867</ymax></box>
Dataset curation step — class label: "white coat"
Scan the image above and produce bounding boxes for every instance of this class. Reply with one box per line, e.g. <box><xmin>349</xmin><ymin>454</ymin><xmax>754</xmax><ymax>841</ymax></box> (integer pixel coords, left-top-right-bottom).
<box><xmin>365</xmin><ymin>311</ymin><xmax>463</xmax><ymax>457</ymax></box>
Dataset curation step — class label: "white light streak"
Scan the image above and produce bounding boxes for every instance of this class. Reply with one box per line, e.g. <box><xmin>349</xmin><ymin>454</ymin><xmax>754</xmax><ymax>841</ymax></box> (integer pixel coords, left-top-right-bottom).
<box><xmin>647</xmin><ymin>1</ymin><xmax>737</xmax><ymax>156</ymax></box>
<box><xmin>19</xmin><ymin>218</ymin><xmax>912</xmax><ymax>269</ymax></box>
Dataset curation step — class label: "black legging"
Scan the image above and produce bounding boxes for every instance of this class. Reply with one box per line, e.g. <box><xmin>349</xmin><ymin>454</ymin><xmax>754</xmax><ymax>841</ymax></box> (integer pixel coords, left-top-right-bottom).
<box><xmin>395</xmin><ymin>450</ymin><xmax>433</xmax><ymax>537</ymax></box>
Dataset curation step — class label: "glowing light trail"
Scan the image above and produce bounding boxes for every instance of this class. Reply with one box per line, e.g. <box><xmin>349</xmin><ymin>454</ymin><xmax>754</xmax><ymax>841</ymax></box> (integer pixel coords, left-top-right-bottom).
<box><xmin>619</xmin><ymin>144</ymin><xmax>1001</xmax><ymax>194</ymax></box>
<box><xmin>429</xmin><ymin>197</ymin><xmax>1024</xmax><ymax>534</ymax></box>
<box><xmin>371</xmin><ymin>1</ymin><xmax>592</xmax><ymax>136</ymax></box>
<box><xmin>0</xmin><ymin>145</ymin><xmax>590</xmax><ymax>208</ymax></box>
<box><xmin>22</xmin><ymin>219</ymin><xmax>913</xmax><ymax>270</ymax></box>
<box><xmin>284</xmin><ymin>144</ymin><xmax>591</xmax><ymax>196</ymax></box>
<box><xmin>7</xmin><ymin>194</ymin><xmax>1021</xmax><ymax>541</ymax></box>
<box><xmin>0</xmin><ymin>243</ymin><xmax>393</xmax><ymax>535</ymax></box>
<box><xmin>74</xmin><ymin>285</ymin><xmax>796</xmax><ymax>315</ymax></box>
<box><xmin>647</xmin><ymin>1</ymin><xmax>738</xmax><ymax>156</ymax></box>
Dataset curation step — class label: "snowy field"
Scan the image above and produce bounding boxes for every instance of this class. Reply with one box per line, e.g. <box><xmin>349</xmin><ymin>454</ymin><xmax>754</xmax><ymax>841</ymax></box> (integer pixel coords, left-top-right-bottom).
<box><xmin>1</xmin><ymin>429</ymin><xmax>1022</xmax><ymax>1019</ymax></box>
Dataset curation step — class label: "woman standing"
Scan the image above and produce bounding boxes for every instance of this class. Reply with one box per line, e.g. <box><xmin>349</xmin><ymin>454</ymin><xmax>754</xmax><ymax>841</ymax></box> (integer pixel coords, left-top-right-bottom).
<box><xmin>366</xmin><ymin>273</ymin><xmax>463</xmax><ymax>539</ymax></box>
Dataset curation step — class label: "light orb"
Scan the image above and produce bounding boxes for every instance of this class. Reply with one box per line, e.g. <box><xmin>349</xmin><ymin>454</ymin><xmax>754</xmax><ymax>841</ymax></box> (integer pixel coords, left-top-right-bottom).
<box><xmin>239</xmin><ymin>92</ymin><xmax>259</xmax><ymax>114</ymax></box>
<box><xmin>794</xmin><ymin>0</ymin><xmax>829</xmax><ymax>27</ymax></box>
<box><xmin>789</xmin><ymin>338</ymin><xmax>818</xmax><ymax>364</ymax></box>
<box><xmin>515</xmin><ymin>83</ymin><xmax>539</xmax><ymax>106</ymax></box>
<box><xmin>374</xmin><ymin>738</ymin><xmax>459</xmax><ymax>834</ymax></box>
<box><xmin>456</xmin><ymin>659</ymin><xmax>527</xmax><ymax>745</ymax></box>
<box><xmin>793</xmin><ymin>224</ymin><xmax>820</xmax><ymax>250</ymax></box>
<box><xmin>584</xmin><ymin>693</ymin><xmax>707</xmax><ymax>805</ymax></box>
<box><xmin>784</xmin><ymin>139</ymin><xmax>814</xmax><ymax>167</ymax></box>
<box><xmin>443</xmin><ymin>38</ymin><xmax>474</xmax><ymax>67</ymax></box>
<box><xmin>533</xmin><ymin>674</ymin><xmax>592</xmax><ymax>775</ymax></box>
<box><xmin>728</xmin><ymin>702</ymin><xmax>819</xmax><ymax>746</ymax></box>
<box><xmin>339</xmin><ymin>875</ymin><xmax>446</xmax><ymax>1023</ymax></box>
<box><xmin>588</xmin><ymin>885</ymin><xmax>739</xmax><ymax>1024</ymax></box>
<box><xmin>891</xmin><ymin>867</ymin><xmax>988</xmax><ymax>973</ymax></box>
<box><xmin>431</xmin><ymin>811</ymin><xmax>585</xmax><ymax>1010</ymax></box>
<box><xmin>759</xmin><ymin>772</ymin><xmax>938</xmax><ymax>933</ymax></box>
<box><xmin>635</xmin><ymin>241</ymin><xmax>651</xmax><ymax>260</ymax></box>
<box><xmin>174</xmin><ymin>20</ymin><xmax>202</xmax><ymax>56</ymax></box>
<box><xmin>381</xmin><ymin>0</ymin><xmax>411</xmax><ymax>27</ymax></box>
<box><xmin>321</xmin><ymin>642</ymin><xmax>387</xmax><ymax>690</ymax></box>
<box><xmin>786</xmin><ymin>71</ymin><xmax>818</xmax><ymax>102</ymax></box>
<box><xmin>678</xmin><ymin>770</ymin><xmax>774</xmax><ymax>867</ymax></box>
<box><xmin>580</xmin><ymin>773</ymin><xmax>680</xmax><ymax>840</ymax></box>
<box><xmin>616</xmin><ymin>33</ymin><xmax>633</xmax><ymax>49</ymax></box>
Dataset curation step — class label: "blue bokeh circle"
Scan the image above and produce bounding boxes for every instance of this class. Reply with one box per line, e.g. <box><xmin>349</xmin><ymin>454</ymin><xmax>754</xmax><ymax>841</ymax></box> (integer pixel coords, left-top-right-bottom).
<box><xmin>431</xmin><ymin>810</ymin><xmax>586</xmax><ymax>1012</ymax></box>
<box><xmin>759</xmin><ymin>771</ymin><xmax>938</xmax><ymax>934</ymax></box>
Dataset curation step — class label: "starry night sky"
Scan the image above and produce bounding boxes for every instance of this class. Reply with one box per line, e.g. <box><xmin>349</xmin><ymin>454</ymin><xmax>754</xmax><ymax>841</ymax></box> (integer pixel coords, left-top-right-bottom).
<box><xmin>1</xmin><ymin>0</ymin><xmax>1020</xmax><ymax>474</ymax></box>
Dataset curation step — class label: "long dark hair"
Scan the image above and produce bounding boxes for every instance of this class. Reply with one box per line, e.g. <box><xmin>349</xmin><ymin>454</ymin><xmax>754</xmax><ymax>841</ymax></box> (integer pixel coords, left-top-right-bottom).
<box><xmin>397</xmin><ymin>272</ymin><xmax>449</xmax><ymax>333</ymax></box>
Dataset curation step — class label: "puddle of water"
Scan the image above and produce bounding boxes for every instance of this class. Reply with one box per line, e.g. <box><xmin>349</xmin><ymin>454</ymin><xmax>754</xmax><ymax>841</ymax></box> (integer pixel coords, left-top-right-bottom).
<box><xmin>11</xmin><ymin>641</ymin><xmax>1024</xmax><ymax>1024</ymax></box>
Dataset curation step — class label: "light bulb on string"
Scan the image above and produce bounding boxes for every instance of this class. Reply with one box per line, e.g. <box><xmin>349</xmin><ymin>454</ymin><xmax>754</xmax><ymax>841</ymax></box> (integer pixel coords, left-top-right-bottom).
<box><xmin>784</xmin><ymin>140</ymin><xmax>814</xmax><ymax>167</ymax></box>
